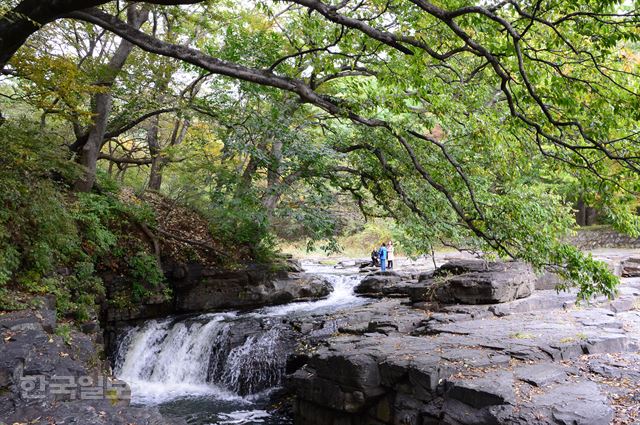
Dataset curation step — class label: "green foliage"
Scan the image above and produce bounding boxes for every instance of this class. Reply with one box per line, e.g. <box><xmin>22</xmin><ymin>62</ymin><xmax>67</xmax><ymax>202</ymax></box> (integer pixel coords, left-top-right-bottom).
<box><xmin>3</xmin><ymin>0</ymin><xmax>640</xmax><ymax>303</ymax></box>
<box><xmin>72</xmin><ymin>194</ymin><xmax>119</xmax><ymax>256</ymax></box>
<box><xmin>0</xmin><ymin>120</ymin><xmax>168</xmax><ymax>318</ymax></box>
<box><xmin>128</xmin><ymin>252</ymin><xmax>167</xmax><ymax>302</ymax></box>
<box><xmin>0</xmin><ymin>120</ymin><xmax>81</xmax><ymax>288</ymax></box>
<box><xmin>55</xmin><ymin>323</ymin><xmax>73</xmax><ymax>345</ymax></box>
<box><xmin>550</xmin><ymin>245</ymin><xmax>619</xmax><ymax>302</ymax></box>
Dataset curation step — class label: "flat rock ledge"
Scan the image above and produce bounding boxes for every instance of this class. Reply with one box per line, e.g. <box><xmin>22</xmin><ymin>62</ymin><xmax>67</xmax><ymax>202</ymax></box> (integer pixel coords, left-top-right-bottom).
<box><xmin>173</xmin><ymin>268</ymin><xmax>333</xmax><ymax>312</ymax></box>
<box><xmin>289</xmin><ymin>277</ymin><xmax>640</xmax><ymax>425</ymax></box>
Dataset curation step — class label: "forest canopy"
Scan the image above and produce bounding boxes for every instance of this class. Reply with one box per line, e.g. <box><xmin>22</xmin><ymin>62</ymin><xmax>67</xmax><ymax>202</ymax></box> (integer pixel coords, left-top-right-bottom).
<box><xmin>1</xmin><ymin>0</ymin><xmax>640</xmax><ymax>301</ymax></box>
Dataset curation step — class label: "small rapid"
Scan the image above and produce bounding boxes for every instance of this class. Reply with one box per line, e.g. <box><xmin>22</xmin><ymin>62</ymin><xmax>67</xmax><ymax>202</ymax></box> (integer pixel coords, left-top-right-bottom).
<box><xmin>113</xmin><ymin>264</ymin><xmax>366</xmax><ymax>424</ymax></box>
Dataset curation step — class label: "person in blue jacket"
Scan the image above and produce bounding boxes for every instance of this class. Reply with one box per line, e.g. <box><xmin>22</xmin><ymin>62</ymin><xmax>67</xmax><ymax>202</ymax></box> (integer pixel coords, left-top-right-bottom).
<box><xmin>378</xmin><ymin>243</ymin><xmax>388</xmax><ymax>272</ymax></box>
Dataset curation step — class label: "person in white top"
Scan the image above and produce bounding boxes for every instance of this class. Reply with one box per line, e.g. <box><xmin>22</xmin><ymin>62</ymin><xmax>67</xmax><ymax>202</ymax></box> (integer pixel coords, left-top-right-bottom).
<box><xmin>386</xmin><ymin>241</ymin><xmax>395</xmax><ymax>270</ymax></box>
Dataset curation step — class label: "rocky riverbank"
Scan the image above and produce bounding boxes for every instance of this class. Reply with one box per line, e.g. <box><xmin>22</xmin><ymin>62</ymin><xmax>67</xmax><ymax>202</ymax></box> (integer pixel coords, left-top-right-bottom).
<box><xmin>0</xmin><ymin>297</ymin><xmax>186</xmax><ymax>425</ymax></box>
<box><xmin>1</xmin><ymin>258</ymin><xmax>333</xmax><ymax>425</ymax></box>
<box><xmin>287</xmin><ymin>258</ymin><xmax>640</xmax><ymax>425</ymax></box>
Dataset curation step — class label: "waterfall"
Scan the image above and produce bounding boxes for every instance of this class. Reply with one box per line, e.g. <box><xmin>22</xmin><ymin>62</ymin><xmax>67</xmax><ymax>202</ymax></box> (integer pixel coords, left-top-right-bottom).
<box><xmin>114</xmin><ymin>269</ymin><xmax>366</xmax><ymax>407</ymax></box>
<box><xmin>215</xmin><ymin>327</ymin><xmax>285</xmax><ymax>395</ymax></box>
<box><xmin>114</xmin><ymin>314</ymin><xmax>290</xmax><ymax>403</ymax></box>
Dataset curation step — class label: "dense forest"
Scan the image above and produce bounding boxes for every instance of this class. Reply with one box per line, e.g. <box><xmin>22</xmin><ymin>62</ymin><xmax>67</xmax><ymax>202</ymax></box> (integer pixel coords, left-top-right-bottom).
<box><xmin>1</xmin><ymin>0</ymin><xmax>639</xmax><ymax>321</ymax></box>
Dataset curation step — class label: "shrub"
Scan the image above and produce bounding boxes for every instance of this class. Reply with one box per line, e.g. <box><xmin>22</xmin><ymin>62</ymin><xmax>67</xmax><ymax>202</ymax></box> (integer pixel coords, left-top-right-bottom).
<box><xmin>0</xmin><ymin>120</ymin><xmax>167</xmax><ymax>319</ymax></box>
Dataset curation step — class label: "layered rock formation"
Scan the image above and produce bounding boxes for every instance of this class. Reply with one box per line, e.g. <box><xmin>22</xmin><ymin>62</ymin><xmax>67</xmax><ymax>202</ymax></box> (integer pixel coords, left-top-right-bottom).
<box><xmin>289</xmin><ymin>274</ymin><xmax>640</xmax><ymax>425</ymax></box>
<box><xmin>416</xmin><ymin>260</ymin><xmax>536</xmax><ymax>305</ymax></box>
<box><xmin>355</xmin><ymin>260</ymin><xmax>538</xmax><ymax>305</ymax></box>
<box><xmin>621</xmin><ymin>257</ymin><xmax>640</xmax><ymax>277</ymax></box>
<box><xmin>102</xmin><ymin>261</ymin><xmax>332</xmax><ymax>352</ymax></box>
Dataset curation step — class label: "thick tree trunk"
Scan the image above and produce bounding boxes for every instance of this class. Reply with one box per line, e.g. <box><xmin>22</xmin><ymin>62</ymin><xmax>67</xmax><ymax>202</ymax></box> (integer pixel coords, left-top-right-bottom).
<box><xmin>73</xmin><ymin>7</ymin><xmax>149</xmax><ymax>192</ymax></box>
<box><xmin>241</xmin><ymin>156</ymin><xmax>259</xmax><ymax>186</ymax></box>
<box><xmin>575</xmin><ymin>198</ymin><xmax>586</xmax><ymax>227</ymax></box>
<box><xmin>585</xmin><ymin>206</ymin><xmax>597</xmax><ymax>226</ymax></box>
<box><xmin>148</xmin><ymin>117</ymin><xmax>190</xmax><ymax>191</ymax></box>
<box><xmin>74</xmin><ymin>92</ymin><xmax>112</xmax><ymax>191</ymax></box>
<box><xmin>148</xmin><ymin>160</ymin><xmax>165</xmax><ymax>191</ymax></box>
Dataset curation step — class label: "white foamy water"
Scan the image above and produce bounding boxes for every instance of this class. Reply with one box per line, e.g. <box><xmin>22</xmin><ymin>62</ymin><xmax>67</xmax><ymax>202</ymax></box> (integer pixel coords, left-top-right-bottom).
<box><xmin>255</xmin><ymin>272</ymin><xmax>366</xmax><ymax>317</ymax></box>
<box><xmin>115</xmin><ymin>313</ymin><xmax>245</xmax><ymax>405</ymax></box>
<box><xmin>217</xmin><ymin>410</ymin><xmax>271</xmax><ymax>424</ymax></box>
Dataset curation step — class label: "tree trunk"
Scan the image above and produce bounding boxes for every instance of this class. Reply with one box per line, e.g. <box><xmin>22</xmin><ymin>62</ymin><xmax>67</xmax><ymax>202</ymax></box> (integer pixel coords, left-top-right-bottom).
<box><xmin>575</xmin><ymin>198</ymin><xmax>586</xmax><ymax>227</ymax></box>
<box><xmin>147</xmin><ymin>117</ymin><xmax>190</xmax><ymax>191</ymax></box>
<box><xmin>263</xmin><ymin>138</ymin><xmax>283</xmax><ymax>215</ymax></box>
<box><xmin>73</xmin><ymin>6</ymin><xmax>149</xmax><ymax>192</ymax></box>
<box><xmin>74</xmin><ymin>92</ymin><xmax>112</xmax><ymax>191</ymax></box>
<box><xmin>147</xmin><ymin>115</ymin><xmax>162</xmax><ymax>190</ymax></box>
<box><xmin>585</xmin><ymin>206</ymin><xmax>597</xmax><ymax>226</ymax></box>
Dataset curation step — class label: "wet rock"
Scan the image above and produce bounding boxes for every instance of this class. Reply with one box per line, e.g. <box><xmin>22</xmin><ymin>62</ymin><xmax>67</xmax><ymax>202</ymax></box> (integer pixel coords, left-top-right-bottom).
<box><xmin>274</xmin><ymin>274</ymin><xmax>333</xmax><ymax>300</ymax></box>
<box><xmin>174</xmin><ymin>268</ymin><xmax>332</xmax><ymax>312</ymax></box>
<box><xmin>285</xmin><ymin>258</ymin><xmax>305</xmax><ymax>273</ymax></box>
<box><xmin>354</xmin><ymin>272</ymin><xmax>419</xmax><ymax>298</ymax></box>
<box><xmin>354</xmin><ymin>272</ymin><xmax>403</xmax><ymax>295</ymax></box>
<box><xmin>6</xmin><ymin>400</ymin><xmax>185</xmax><ymax>425</ymax></box>
<box><xmin>359</xmin><ymin>266</ymin><xmax>379</xmax><ymax>273</ymax></box>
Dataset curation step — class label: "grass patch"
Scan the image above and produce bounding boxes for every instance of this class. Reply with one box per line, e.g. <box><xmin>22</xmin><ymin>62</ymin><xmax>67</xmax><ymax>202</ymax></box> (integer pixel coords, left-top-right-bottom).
<box><xmin>55</xmin><ymin>323</ymin><xmax>73</xmax><ymax>345</ymax></box>
<box><xmin>510</xmin><ymin>332</ymin><xmax>535</xmax><ymax>339</ymax></box>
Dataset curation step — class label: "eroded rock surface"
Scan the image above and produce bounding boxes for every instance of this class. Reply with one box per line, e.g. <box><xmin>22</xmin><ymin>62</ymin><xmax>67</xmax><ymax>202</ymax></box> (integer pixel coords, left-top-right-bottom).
<box><xmin>172</xmin><ymin>266</ymin><xmax>333</xmax><ymax>312</ymax></box>
<box><xmin>289</xmin><ymin>275</ymin><xmax>640</xmax><ymax>425</ymax></box>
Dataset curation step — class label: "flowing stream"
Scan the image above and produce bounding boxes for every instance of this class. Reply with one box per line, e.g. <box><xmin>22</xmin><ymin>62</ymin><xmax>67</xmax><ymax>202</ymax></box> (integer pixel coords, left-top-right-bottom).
<box><xmin>113</xmin><ymin>263</ymin><xmax>366</xmax><ymax>424</ymax></box>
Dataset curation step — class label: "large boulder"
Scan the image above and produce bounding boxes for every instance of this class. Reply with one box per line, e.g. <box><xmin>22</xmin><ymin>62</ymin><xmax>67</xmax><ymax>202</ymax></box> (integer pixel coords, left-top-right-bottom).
<box><xmin>272</xmin><ymin>274</ymin><xmax>333</xmax><ymax>302</ymax></box>
<box><xmin>285</xmin><ymin>258</ymin><xmax>305</xmax><ymax>273</ymax></box>
<box><xmin>354</xmin><ymin>271</ymin><xmax>404</xmax><ymax>296</ymax></box>
<box><xmin>414</xmin><ymin>260</ymin><xmax>536</xmax><ymax>305</ymax></box>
